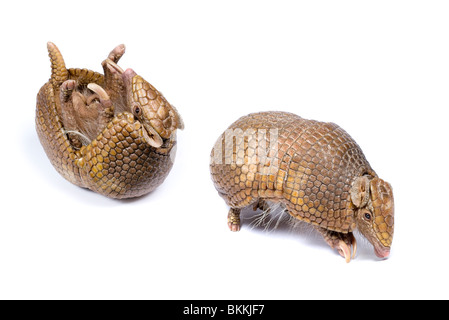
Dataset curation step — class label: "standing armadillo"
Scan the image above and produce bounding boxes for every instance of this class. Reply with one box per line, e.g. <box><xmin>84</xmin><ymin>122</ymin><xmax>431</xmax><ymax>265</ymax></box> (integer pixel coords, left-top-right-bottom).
<box><xmin>210</xmin><ymin>111</ymin><xmax>394</xmax><ymax>262</ymax></box>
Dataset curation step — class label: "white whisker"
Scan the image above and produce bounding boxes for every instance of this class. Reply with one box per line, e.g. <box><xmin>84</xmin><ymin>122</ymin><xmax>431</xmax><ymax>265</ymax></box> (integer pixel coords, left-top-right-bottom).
<box><xmin>64</xmin><ymin>129</ymin><xmax>91</xmax><ymax>146</ymax></box>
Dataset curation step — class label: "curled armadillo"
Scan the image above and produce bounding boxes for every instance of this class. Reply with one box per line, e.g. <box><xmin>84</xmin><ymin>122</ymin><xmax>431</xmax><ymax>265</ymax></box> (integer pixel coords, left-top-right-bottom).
<box><xmin>210</xmin><ymin>111</ymin><xmax>394</xmax><ymax>262</ymax></box>
<box><xmin>36</xmin><ymin>43</ymin><xmax>183</xmax><ymax>199</ymax></box>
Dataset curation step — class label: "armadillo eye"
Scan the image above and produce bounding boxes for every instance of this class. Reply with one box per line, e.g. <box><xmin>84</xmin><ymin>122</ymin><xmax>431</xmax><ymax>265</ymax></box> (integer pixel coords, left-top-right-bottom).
<box><xmin>364</xmin><ymin>213</ymin><xmax>372</xmax><ymax>220</ymax></box>
<box><xmin>133</xmin><ymin>105</ymin><xmax>141</xmax><ymax>116</ymax></box>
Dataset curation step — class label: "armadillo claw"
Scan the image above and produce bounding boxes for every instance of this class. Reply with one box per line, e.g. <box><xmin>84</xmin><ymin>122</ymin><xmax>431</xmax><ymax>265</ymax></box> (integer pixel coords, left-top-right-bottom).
<box><xmin>337</xmin><ymin>240</ymin><xmax>351</xmax><ymax>263</ymax></box>
<box><xmin>87</xmin><ymin>83</ymin><xmax>112</xmax><ymax>109</ymax></box>
<box><xmin>87</xmin><ymin>83</ymin><xmax>110</xmax><ymax>101</ymax></box>
<box><xmin>337</xmin><ymin>235</ymin><xmax>357</xmax><ymax>262</ymax></box>
<box><xmin>228</xmin><ymin>221</ymin><xmax>241</xmax><ymax>232</ymax></box>
<box><xmin>315</xmin><ymin>227</ymin><xmax>357</xmax><ymax>262</ymax></box>
<box><xmin>336</xmin><ymin>234</ymin><xmax>357</xmax><ymax>263</ymax></box>
<box><xmin>351</xmin><ymin>234</ymin><xmax>357</xmax><ymax>259</ymax></box>
<box><xmin>104</xmin><ymin>58</ymin><xmax>124</xmax><ymax>75</ymax></box>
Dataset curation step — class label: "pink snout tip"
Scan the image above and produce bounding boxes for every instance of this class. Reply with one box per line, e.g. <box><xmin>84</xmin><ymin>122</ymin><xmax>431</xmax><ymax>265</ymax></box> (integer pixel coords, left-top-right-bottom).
<box><xmin>374</xmin><ymin>246</ymin><xmax>390</xmax><ymax>259</ymax></box>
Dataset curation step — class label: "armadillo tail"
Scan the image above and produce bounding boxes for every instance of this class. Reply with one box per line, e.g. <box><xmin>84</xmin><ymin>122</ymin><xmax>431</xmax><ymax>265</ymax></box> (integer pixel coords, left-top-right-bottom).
<box><xmin>47</xmin><ymin>42</ymin><xmax>68</xmax><ymax>88</ymax></box>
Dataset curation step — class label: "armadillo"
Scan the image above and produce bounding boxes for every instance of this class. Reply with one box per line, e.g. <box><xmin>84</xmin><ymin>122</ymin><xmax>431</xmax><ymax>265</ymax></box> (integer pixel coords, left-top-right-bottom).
<box><xmin>210</xmin><ymin>111</ymin><xmax>394</xmax><ymax>262</ymax></box>
<box><xmin>36</xmin><ymin>43</ymin><xmax>183</xmax><ymax>199</ymax></box>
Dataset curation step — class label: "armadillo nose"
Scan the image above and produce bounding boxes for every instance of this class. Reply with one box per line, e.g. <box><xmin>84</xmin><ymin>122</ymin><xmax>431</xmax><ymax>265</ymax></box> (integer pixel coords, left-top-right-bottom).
<box><xmin>374</xmin><ymin>246</ymin><xmax>390</xmax><ymax>259</ymax></box>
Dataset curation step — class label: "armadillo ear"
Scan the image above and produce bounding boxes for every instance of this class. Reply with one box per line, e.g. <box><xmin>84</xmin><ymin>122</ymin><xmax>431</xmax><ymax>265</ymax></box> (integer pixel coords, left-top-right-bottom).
<box><xmin>141</xmin><ymin>124</ymin><xmax>163</xmax><ymax>148</ymax></box>
<box><xmin>351</xmin><ymin>176</ymin><xmax>370</xmax><ymax>208</ymax></box>
<box><xmin>172</xmin><ymin>105</ymin><xmax>184</xmax><ymax>130</ymax></box>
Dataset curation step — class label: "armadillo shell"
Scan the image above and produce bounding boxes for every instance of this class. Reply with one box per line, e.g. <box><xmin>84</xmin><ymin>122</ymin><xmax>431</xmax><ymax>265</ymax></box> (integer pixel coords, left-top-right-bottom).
<box><xmin>210</xmin><ymin>111</ymin><xmax>376</xmax><ymax>233</ymax></box>
<box><xmin>36</xmin><ymin>69</ymin><xmax>176</xmax><ymax>199</ymax></box>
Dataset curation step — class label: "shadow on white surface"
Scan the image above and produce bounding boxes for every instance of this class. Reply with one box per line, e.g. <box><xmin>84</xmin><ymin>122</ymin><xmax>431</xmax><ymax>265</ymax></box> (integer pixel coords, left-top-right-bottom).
<box><xmin>21</xmin><ymin>125</ymin><xmax>166</xmax><ymax>206</ymax></box>
<box><xmin>238</xmin><ymin>205</ymin><xmax>381</xmax><ymax>262</ymax></box>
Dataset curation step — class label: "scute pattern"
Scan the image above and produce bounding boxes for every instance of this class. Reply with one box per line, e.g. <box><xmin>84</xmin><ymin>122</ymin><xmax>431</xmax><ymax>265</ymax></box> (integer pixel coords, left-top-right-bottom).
<box><xmin>210</xmin><ymin>111</ymin><xmax>375</xmax><ymax>233</ymax></box>
<box><xmin>36</xmin><ymin>44</ymin><xmax>179</xmax><ymax>199</ymax></box>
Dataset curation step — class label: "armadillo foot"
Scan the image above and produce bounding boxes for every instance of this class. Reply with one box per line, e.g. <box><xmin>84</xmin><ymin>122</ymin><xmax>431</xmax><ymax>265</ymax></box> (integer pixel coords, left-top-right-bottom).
<box><xmin>315</xmin><ymin>227</ymin><xmax>357</xmax><ymax>263</ymax></box>
<box><xmin>227</xmin><ymin>208</ymin><xmax>241</xmax><ymax>232</ymax></box>
<box><xmin>60</xmin><ymin>79</ymin><xmax>76</xmax><ymax>101</ymax></box>
<box><xmin>107</xmin><ymin>44</ymin><xmax>126</xmax><ymax>63</ymax></box>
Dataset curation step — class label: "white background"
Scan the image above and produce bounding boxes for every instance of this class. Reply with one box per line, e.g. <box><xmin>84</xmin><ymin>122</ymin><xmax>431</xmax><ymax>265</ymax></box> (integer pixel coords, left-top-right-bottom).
<box><xmin>1</xmin><ymin>0</ymin><xmax>448</xmax><ymax>300</ymax></box>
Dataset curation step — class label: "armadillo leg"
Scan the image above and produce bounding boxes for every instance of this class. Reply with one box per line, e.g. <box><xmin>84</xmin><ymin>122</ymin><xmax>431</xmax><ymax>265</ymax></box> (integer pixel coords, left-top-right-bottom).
<box><xmin>60</xmin><ymin>80</ymin><xmax>76</xmax><ymax>103</ymax></box>
<box><xmin>101</xmin><ymin>46</ymin><xmax>126</xmax><ymax>109</ymax></box>
<box><xmin>87</xmin><ymin>83</ymin><xmax>114</xmax><ymax>129</ymax></box>
<box><xmin>228</xmin><ymin>208</ymin><xmax>241</xmax><ymax>232</ymax></box>
<box><xmin>70</xmin><ymin>90</ymin><xmax>101</xmax><ymax>144</ymax></box>
<box><xmin>59</xmin><ymin>80</ymin><xmax>83</xmax><ymax>149</ymax></box>
<box><xmin>314</xmin><ymin>226</ymin><xmax>357</xmax><ymax>263</ymax></box>
<box><xmin>252</xmin><ymin>199</ymin><xmax>271</xmax><ymax>212</ymax></box>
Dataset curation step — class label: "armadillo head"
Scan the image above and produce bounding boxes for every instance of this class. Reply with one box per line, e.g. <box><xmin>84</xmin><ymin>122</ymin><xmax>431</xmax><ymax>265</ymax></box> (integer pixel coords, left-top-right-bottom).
<box><xmin>122</xmin><ymin>69</ymin><xmax>184</xmax><ymax>148</ymax></box>
<box><xmin>121</xmin><ymin>68</ymin><xmax>184</xmax><ymax>148</ymax></box>
<box><xmin>350</xmin><ymin>176</ymin><xmax>394</xmax><ymax>259</ymax></box>
<box><xmin>103</xmin><ymin>57</ymin><xmax>183</xmax><ymax>148</ymax></box>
